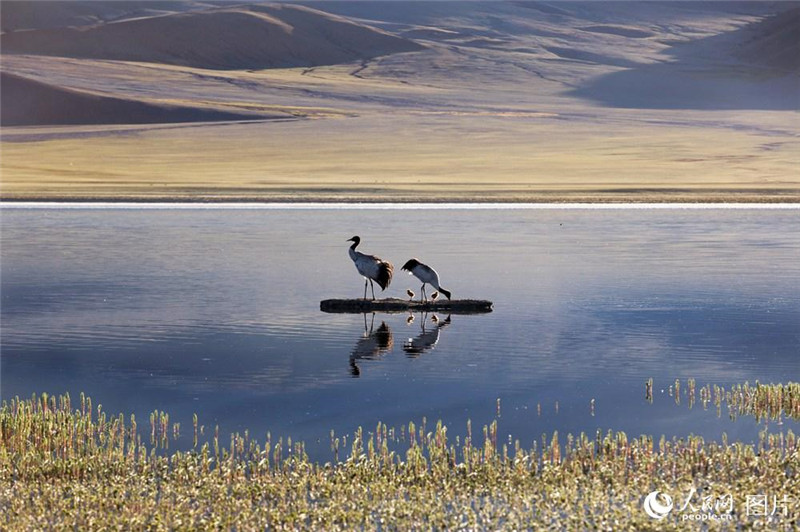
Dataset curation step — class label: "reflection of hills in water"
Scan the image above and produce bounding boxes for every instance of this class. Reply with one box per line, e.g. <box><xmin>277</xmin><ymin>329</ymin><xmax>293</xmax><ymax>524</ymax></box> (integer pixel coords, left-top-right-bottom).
<box><xmin>348</xmin><ymin>312</ymin><xmax>453</xmax><ymax>376</ymax></box>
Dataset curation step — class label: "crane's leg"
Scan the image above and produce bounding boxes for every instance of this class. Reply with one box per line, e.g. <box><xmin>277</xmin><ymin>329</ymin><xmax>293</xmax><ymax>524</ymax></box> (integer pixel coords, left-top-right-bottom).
<box><xmin>370</xmin><ymin>279</ymin><xmax>376</xmax><ymax>300</ymax></box>
<box><xmin>421</xmin><ymin>284</ymin><xmax>427</xmax><ymax>302</ymax></box>
<box><xmin>363</xmin><ymin>278</ymin><xmax>368</xmax><ymax>300</ymax></box>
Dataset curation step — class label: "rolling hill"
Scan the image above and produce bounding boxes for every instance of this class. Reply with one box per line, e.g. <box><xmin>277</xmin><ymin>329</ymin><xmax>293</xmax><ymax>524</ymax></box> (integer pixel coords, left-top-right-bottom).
<box><xmin>0</xmin><ymin>3</ymin><xmax>424</xmax><ymax>70</ymax></box>
<box><xmin>1</xmin><ymin>72</ymin><xmax>263</xmax><ymax>126</ymax></box>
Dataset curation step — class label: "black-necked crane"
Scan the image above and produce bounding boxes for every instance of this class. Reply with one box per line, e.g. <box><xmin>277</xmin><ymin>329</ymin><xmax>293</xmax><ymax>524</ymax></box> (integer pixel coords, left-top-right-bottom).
<box><xmin>347</xmin><ymin>236</ymin><xmax>393</xmax><ymax>300</ymax></box>
<box><xmin>401</xmin><ymin>258</ymin><xmax>451</xmax><ymax>302</ymax></box>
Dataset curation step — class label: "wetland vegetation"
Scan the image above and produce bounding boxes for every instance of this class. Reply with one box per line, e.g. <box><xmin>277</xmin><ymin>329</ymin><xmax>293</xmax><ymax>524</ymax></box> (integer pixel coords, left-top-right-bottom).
<box><xmin>2</xmin><ymin>381</ymin><xmax>798</xmax><ymax>530</ymax></box>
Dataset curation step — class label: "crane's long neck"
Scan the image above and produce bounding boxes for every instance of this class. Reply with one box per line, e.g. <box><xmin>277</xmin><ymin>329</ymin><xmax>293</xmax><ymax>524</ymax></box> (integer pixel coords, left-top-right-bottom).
<box><xmin>349</xmin><ymin>241</ymin><xmax>359</xmax><ymax>262</ymax></box>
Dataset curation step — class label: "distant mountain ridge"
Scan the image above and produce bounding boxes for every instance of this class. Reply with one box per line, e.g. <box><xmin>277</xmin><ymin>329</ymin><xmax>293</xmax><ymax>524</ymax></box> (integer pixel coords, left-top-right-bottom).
<box><xmin>0</xmin><ymin>3</ymin><xmax>424</xmax><ymax>70</ymax></box>
<box><xmin>0</xmin><ymin>1</ymin><xmax>213</xmax><ymax>32</ymax></box>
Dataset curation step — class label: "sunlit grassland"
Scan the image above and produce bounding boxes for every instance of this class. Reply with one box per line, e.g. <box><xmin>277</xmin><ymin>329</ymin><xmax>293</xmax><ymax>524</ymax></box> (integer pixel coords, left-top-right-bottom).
<box><xmin>2</xmin><ymin>382</ymin><xmax>799</xmax><ymax>530</ymax></box>
<box><xmin>3</xmin><ymin>115</ymin><xmax>799</xmax><ymax>203</ymax></box>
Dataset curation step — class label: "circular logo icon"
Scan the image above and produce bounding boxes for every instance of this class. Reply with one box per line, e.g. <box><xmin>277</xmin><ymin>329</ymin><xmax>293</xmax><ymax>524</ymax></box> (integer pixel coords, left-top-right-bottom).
<box><xmin>643</xmin><ymin>490</ymin><xmax>674</xmax><ymax>520</ymax></box>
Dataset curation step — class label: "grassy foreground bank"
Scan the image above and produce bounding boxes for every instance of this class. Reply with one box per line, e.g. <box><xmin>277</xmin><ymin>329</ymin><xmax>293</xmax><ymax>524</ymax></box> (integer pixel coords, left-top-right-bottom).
<box><xmin>1</xmin><ymin>389</ymin><xmax>799</xmax><ymax>530</ymax></box>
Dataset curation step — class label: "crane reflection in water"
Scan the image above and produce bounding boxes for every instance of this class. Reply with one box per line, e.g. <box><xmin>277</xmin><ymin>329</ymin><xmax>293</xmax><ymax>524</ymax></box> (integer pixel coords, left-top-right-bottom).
<box><xmin>349</xmin><ymin>313</ymin><xmax>394</xmax><ymax>377</ymax></box>
<box><xmin>403</xmin><ymin>313</ymin><xmax>451</xmax><ymax>358</ymax></box>
<box><xmin>348</xmin><ymin>312</ymin><xmax>454</xmax><ymax>376</ymax></box>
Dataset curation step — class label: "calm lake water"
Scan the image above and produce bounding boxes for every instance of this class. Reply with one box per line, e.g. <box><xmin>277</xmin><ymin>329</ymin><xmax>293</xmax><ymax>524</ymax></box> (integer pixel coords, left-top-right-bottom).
<box><xmin>2</xmin><ymin>206</ymin><xmax>798</xmax><ymax>459</ymax></box>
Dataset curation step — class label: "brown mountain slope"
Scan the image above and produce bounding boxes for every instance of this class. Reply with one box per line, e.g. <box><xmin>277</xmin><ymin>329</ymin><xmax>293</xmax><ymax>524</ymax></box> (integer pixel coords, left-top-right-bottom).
<box><xmin>0</xmin><ymin>3</ymin><xmax>424</xmax><ymax>70</ymax></box>
<box><xmin>0</xmin><ymin>72</ymin><xmax>264</xmax><ymax>126</ymax></box>
<box><xmin>0</xmin><ymin>1</ymin><xmax>210</xmax><ymax>32</ymax></box>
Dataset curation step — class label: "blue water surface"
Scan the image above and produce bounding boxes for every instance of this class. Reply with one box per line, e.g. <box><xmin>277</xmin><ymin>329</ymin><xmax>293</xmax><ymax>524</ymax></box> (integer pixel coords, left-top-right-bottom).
<box><xmin>2</xmin><ymin>207</ymin><xmax>798</xmax><ymax>459</ymax></box>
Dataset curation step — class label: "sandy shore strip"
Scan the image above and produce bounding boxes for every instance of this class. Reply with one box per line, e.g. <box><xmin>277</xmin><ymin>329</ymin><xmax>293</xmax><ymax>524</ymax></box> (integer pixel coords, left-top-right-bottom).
<box><xmin>4</xmin><ymin>202</ymin><xmax>799</xmax><ymax>211</ymax></box>
<box><xmin>2</xmin><ymin>190</ymin><xmax>799</xmax><ymax>204</ymax></box>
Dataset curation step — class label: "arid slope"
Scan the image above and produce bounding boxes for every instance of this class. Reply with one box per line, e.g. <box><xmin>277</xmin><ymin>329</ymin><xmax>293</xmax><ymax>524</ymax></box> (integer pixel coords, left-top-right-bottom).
<box><xmin>1</xmin><ymin>3</ymin><xmax>424</xmax><ymax>70</ymax></box>
<box><xmin>0</xmin><ymin>72</ymin><xmax>269</xmax><ymax>126</ymax></box>
<box><xmin>1</xmin><ymin>1</ymin><xmax>797</xmax><ymax>202</ymax></box>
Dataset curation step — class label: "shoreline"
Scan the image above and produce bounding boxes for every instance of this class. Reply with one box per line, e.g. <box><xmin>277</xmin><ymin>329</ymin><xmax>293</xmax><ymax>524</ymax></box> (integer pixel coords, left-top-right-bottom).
<box><xmin>4</xmin><ymin>202</ymin><xmax>800</xmax><ymax>211</ymax></box>
<box><xmin>2</xmin><ymin>189</ymin><xmax>800</xmax><ymax>205</ymax></box>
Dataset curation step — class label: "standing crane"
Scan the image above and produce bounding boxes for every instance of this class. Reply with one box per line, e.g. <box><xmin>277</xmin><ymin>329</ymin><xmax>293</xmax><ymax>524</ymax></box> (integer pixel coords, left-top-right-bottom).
<box><xmin>347</xmin><ymin>236</ymin><xmax>393</xmax><ymax>300</ymax></box>
<box><xmin>401</xmin><ymin>258</ymin><xmax>451</xmax><ymax>302</ymax></box>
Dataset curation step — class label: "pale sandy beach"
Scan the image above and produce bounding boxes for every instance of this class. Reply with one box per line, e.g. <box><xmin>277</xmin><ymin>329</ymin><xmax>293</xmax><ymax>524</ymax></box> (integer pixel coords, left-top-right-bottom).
<box><xmin>1</xmin><ymin>1</ymin><xmax>798</xmax><ymax>202</ymax></box>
